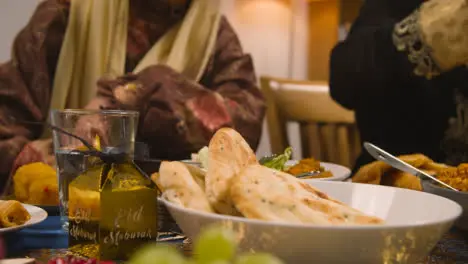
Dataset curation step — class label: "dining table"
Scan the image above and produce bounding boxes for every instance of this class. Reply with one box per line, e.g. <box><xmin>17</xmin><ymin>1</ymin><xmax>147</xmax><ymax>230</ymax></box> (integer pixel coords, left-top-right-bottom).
<box><xmin>5</xmin><ymin>154</ymin><xmax>468</xmax><ymax>263</ymax></box>
<box><xmin>6</xmin><ymin>228</ymin><xmax>468</xmax><ymax>264</ymax></box>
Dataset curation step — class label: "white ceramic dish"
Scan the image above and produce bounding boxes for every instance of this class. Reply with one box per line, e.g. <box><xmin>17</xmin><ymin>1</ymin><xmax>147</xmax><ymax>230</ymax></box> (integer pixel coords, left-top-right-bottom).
<box><xmin>0</xmin><ymin>202</ymin><xmax>48</xmax><ymax>234</ymax></box>
<box><xmin>285</xmin><ymin>160</ymin><xmax>351</xmax><ymax>181</ymax></box>
<box><xmin>185</xmin><ymin>159</ymin><xmax>351</xmax><ymax>182</ymax></box>
<box><xmin>0</xmin><ymin>259</ymin><xmax>35</xmax><ymax>264</ymax></box>
<box><xmin>162</xmin><ymin>181</ymin><xmax>462</xmax><ymax>264</ymax></box>
<box><xmin>422</xmin><ymin>180</ymin><xmax>468</xmax><ymax>230</ymax></box>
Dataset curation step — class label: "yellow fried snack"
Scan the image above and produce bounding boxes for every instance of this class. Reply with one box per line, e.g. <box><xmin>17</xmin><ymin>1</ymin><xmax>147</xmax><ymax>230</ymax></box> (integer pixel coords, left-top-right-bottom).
<box><xmin>397</xmin><ymin>154</ymin><xmax>433</xmax><ymax>168</ymax></box>
<box><xmin>352</xmin><ymin>161</ymin><xmax>391</xmax><ymax>185</ymax></box>
<box><xmin>436</xmin><ymin>164</ymin><xmax>468</xmax><ymax>191</ymax></box>
<box><xmin>13</xmin><ymin>162</ymin><xmax>58</xmax><ymax>205</ymax></box>
<box><xmin>27</xmin><ymin>177</ymin><xmax>59</xmax><ymax>205</ymax></box>
<box><xmin>380</xmin><ymin>171</ymin><xmax>422</xmax><ymax>191</ymax></box>
<box><xmin>0</xmin><ymin>200</ymin><xmax>31</xmax><ymax>228</ymax></box>
<box><xmin>420</xmin><ymin>161</ymin><xmax>449</xmax><ymax>172</ymax></box>
<box><xmin>353</xmin><ymin>154</ymin><xmax>450</xmax><ymax>191</ymax></box>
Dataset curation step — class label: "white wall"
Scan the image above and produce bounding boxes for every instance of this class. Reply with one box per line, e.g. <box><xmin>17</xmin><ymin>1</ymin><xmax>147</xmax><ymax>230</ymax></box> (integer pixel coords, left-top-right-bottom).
<box><xmin>0</xmin><ymin>0</ymin><xmax>310</xmax><ymax>158</ymax></box>
<box><xmin>0</xmin><ymin>0</ymin><xmax>38</xmax><ymax>62</ymax></box>
<box><xmin>221</xmin><ymin>0</ymin><xmax>309</xmax><ymax>158</ymax></box>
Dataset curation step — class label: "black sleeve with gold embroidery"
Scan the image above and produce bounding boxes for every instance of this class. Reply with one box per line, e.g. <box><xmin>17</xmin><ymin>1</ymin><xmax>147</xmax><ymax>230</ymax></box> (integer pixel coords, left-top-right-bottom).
<box><xmin>329</xmin><ymin>0</ymin><xmax>433</xmax><ymax>110</ymax></box>
<box><xmin>393</xmin><ymin>9</ymin><xmax>442</xmax><ymax>79</ymax></box>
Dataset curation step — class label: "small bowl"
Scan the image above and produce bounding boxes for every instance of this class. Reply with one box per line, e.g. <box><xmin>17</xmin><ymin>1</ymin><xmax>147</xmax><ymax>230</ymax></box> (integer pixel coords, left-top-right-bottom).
<box><xmin>422</xmin><ymin>180</ymin><xmax>468</xmax><ymax>230</ymax></box>
<box><xmin>162</xmin><ymin>181</ymin><xmax>462</xmax><ymax>263</ymax></box>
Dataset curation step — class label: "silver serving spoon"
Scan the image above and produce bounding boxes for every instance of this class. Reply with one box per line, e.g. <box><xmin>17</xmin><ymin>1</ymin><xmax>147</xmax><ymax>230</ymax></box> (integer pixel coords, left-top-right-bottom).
<box><xmin>364</xmin><ymin>142</ymin><xmax>459</xmax><ymax>192</ymax></box>
<box><xmin>140</xmin><ymin>159</ymin><xmax>201</xmax><ymax>166</ymax></box>
<box><xmin>296</xmin><ymin>171</ymin><xmax>321</xmax><ymax>179</ymax></box>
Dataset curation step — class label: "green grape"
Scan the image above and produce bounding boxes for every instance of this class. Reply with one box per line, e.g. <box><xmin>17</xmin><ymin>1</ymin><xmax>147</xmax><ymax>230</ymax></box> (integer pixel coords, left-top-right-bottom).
<box><xmin>187</xmin><ymin>261</ymin><xmax>229</xmax><ymax>264</ymax></box>
<box><xmin>193</xmin><ymin>225</ymin><xmax>237</xmax><ymax>263</ymax></box>
<box><xmin>234</xmin><ymin>253</ymin><xmax>285</xmax><ymax>264</ymax></box>
<box><xmin>204</xmin><ymin>261</ymin><xmax>230</xmax><ymax>264</ymax></box>
<box><xmin>128</xmin><ymin>244</ymin><xmax>188</xmax><ymax>264</ymax></box>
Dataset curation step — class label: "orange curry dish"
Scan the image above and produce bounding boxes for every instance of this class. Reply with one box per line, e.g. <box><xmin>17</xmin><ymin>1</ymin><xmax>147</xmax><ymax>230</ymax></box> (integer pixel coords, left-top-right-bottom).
<box><xmin>286</xmin><ymin>158</ymin><xmax>333</xmax><ymax>179</ymax></box>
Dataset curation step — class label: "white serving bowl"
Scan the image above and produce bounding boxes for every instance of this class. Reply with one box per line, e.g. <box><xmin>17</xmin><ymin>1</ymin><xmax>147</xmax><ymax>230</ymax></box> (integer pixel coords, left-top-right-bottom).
<box><xmin>161</xmin><ymin>181</ymin><xmax>462</xmax><ymax>264</ymax></box>
<box><xmin>422</xmin><ymin>180</ymin><xmax>468</xmax><ymax>230</ymax></box>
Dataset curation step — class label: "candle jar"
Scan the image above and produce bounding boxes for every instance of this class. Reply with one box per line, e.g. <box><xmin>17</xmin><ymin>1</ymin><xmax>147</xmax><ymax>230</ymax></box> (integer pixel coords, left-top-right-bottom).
<box><xmin>51</xmin><ymin>109</ymin><xmax>158</xmax><ymax>260</ymax></box>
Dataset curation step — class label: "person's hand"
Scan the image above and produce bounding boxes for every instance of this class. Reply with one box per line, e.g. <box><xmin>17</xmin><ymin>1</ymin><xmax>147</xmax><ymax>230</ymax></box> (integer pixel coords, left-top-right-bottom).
<box><xmin>111</xmin><ymin>66</ymin><xmax>173</xmax><ymax>110</ymax></box>
<box><xmin>73</xmin><ymin>114</ymin><xmax>109</xmax><ymax>148</ymax></box>
<box><xmin>73</xmin><ymin>76</ymin><xmax>141</xmax><ymax>147</ymax></box>
<box><xmin>419</xmin><ymin>0</ymin><xmax>468</xmax><ymax>71</ymax></box>
<box><xmin>97</xmin><ymin>73</ymin><xmax>142</xmax><ymax>110</ymax></box>
<box><xmin>113</xmin><ymin>83</ymin><xmax>142</xmax><ymax>108</ymax></box>
<box><xmin>72</xmin><ymin>97</ymin><xmax>118</xmax><ymax>149</ymax></box>
<box><xmin>11</xmin><ymin>139</ymin><xmax>55</xmax><ymax>176</ymax></box>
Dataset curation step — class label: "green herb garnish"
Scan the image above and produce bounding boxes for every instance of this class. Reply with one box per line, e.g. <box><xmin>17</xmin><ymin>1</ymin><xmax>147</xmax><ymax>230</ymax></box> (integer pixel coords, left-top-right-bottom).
<box><xmin>260</xmin><ymin>147</ymin><xmax>292</xmax><ymax>171</ymax></box>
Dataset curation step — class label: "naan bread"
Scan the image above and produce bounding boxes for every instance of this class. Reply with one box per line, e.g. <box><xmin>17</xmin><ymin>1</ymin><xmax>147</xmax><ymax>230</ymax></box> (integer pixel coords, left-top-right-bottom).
<box><xmin>185</xmin><ymin>163</ymin><xmax>206</xmax><ymax>191</ymax></box>
<box><xmin>205</xmin><ymin>128</ymin><xmax>257</xmax><ymax>215</ymax></box>
<box><xmin>153</xmin><ymin>161</ymin><xmax>214</xmax><ymax>213</ymax></box>
<box><xmin>231</xmin><ymin>164</ymin><xmax>383</xmax><ymax>225</ymax></box>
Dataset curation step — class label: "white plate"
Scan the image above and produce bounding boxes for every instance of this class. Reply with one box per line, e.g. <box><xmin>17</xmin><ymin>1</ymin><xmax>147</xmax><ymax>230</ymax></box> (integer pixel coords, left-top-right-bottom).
<box><xmin>0</xmin><ymin>202</ymin><xmax>48</xmax><ymax>234</ymax></box>
<box><xmin>285</xmin><ymin>160</ymin><xmax>351</xmax><ymax>182</ymax></box>
<box><xmin>0</xmin><ymin>259</ymin><xmax>35</xmax><ymax>264</ymax></box>
<box><xmin>184</xmin><ymin>159</ymin><xmax>351</xmax><ymax>182</ymax></box>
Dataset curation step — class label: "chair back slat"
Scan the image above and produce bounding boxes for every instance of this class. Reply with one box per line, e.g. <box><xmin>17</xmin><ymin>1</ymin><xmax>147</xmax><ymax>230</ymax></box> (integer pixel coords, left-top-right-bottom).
<box><xmin>260</xmin><ymin>76</ymin><xmax>360</xmax><ymax>168</ymax></box>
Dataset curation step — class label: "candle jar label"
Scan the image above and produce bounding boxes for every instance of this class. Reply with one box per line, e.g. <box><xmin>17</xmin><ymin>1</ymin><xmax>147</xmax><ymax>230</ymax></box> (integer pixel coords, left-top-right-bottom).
<box><xmin>68</xmin><ymin>162</ymin><xmax>158</xmax><ymax>260</ymax></box>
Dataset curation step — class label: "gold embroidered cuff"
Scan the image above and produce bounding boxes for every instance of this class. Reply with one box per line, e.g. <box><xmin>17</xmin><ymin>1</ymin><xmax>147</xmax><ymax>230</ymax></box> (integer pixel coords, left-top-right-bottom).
<box><xmin>393</xmin><ymin>10</ymin><xmax>441</xmax><ymax>79</ymax></box>
<box><xmin>418</xmin><ymin>0</ymin><xmax>468</xmax><ymax>73</ymax></box>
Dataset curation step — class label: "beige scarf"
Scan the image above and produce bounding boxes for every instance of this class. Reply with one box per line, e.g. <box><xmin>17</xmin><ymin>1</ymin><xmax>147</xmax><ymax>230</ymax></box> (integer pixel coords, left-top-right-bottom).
<box><xmin>44</xmin><ymin>0</ymin><xmax>221</xmax><ymax>137</ymax></box>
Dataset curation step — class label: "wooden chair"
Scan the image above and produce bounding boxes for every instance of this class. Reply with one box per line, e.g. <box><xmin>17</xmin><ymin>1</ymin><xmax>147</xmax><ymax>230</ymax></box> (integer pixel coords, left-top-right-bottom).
<box><xmin>260</xmin><ymin>76</ymin><xmax>360</xmax><ymax>168</ymax></box>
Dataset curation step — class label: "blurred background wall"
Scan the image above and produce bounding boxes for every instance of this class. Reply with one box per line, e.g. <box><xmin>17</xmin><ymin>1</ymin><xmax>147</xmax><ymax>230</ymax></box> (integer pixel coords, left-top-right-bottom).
<box><xmin>0</xmin><ymin>0</ymin><xmax>362</xmax><ymax>158</ymax></box>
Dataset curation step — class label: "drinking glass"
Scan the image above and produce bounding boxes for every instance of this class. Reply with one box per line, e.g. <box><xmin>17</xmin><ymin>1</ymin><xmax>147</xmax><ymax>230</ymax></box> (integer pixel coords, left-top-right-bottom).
<box><xmin>50</xmin><ymin>109</ymin><xmax>139</xmax><ymax>231</ymax></box>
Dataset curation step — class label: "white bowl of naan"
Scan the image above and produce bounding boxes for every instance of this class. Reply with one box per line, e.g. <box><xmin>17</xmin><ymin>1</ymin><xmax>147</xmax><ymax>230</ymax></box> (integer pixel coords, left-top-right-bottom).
<box><xmin>152</xmin><ymin>128</ymin><xmax>462</xmax><ymax>264</ymax></box>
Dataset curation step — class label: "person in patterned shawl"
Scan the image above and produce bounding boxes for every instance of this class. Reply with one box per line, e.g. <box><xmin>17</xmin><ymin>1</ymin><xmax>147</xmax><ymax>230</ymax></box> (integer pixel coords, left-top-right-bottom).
<box><xmin>0</xmin><ymin>0</ymin><xmax>265</xmax><ymax>191</ymax></box>
<box><xmin>330</xmin><ymin>0</ymin><xmax>468</xmax><ymax>172</ymax></box>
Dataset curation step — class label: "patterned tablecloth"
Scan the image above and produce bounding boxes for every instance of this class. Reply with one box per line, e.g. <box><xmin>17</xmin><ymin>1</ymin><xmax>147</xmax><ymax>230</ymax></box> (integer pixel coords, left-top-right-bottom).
<box><xmin>422</xmin><ymin>228</ymin><xmax>468</xmax><ymax>264</ymax></box>
<box><xmin>11</xmin><ymin>229</ymin><xmax>468</xmax><ymax>264</ymax></box>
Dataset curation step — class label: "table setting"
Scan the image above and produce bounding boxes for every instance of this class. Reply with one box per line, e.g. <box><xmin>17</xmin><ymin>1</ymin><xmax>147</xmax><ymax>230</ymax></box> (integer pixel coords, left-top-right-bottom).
<box><xmin>2</xmin><ymin>109</ymin><xmax>468</xmax><ymax>264</ymax></box>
